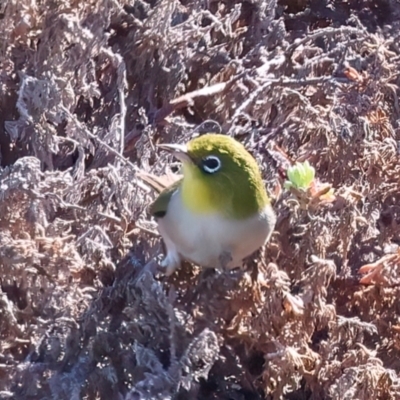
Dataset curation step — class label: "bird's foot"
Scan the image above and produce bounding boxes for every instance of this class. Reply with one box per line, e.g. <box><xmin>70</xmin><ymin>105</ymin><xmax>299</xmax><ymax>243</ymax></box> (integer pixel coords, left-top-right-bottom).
<box><xmin>219</xmin><ymin>250</ymin><xmax>233</xmax><ymax>272</ymax></box>
<box><xmin>160</xmin><ymin>250</ymin><xmax>182</xmax><ymax>276</ymax></box>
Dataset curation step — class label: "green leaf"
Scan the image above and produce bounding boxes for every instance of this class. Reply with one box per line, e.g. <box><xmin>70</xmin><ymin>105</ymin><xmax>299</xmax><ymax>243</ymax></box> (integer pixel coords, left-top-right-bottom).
<box><xmin>286</xmin><ymin>161</ymin><xmax>315</xmax><ymax>190</ymax></box>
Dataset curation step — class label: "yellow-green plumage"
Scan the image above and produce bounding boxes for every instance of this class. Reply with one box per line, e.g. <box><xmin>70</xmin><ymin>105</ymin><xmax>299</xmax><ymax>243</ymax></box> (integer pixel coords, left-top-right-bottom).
<box><xmin>145</xmin><ymin>133</ymin><xmax>276</xmax><ymax>275</ymax></box>
<box><xmin>181</xmin><ymin>135</ymin><xmax>270</xmax><ymax>218</ymax></box>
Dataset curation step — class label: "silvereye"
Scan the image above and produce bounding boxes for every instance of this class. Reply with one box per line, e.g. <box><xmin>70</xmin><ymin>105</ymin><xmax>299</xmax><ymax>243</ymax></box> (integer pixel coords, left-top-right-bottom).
<box><xmin>145</xmin><ymin>133</ymin><xmax>276</xmax><ymax>276</ymax></box>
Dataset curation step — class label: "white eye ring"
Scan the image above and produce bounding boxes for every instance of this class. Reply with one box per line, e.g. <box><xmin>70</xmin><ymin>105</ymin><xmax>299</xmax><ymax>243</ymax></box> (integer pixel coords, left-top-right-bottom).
<box><xmin>201</xmin><ymin>155</ymin><xmax>221</xmax><ymax>174</ymax></box>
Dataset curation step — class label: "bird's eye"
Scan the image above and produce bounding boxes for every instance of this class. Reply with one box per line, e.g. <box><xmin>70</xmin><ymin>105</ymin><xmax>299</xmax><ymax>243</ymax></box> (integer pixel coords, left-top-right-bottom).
<box><xmin>201</xmin><ymin>155</ymin><xmax>221</xmax><ymax>174</ymax></box>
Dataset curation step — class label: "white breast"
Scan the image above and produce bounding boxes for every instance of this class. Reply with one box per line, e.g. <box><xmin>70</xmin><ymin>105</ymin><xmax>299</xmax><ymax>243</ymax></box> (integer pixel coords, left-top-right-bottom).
<box><xmin>157</xmin><ymin>187</ymin><xmax>276</xmax><ymax>273</ymax></box>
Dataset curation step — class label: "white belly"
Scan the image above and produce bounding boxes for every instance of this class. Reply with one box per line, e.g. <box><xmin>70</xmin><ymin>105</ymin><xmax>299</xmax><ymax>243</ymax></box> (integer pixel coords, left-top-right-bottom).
<box><xmin>157</xmin><ymin>188</ymin><xmax>276</xmax><ymax>271</ymax></box>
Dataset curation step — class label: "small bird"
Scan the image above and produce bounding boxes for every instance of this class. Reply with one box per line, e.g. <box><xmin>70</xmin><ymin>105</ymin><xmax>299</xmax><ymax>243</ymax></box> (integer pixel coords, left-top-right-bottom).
<box><xmin>142</xmin><ymin>134</ymin><xmax>276</xmax><ymax>276</ymax></box>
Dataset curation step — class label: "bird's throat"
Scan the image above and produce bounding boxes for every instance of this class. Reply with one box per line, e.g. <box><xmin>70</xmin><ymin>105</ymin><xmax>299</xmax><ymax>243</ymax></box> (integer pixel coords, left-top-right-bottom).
<box><xmin>179</xmin><ymin>163</ymin><xmax>268</xmax><ymax>219</ymax></box>
<box><xmin>181</xmin><ymin>174</ymin><xmax>217</xmax><ymax>214</ymax></box>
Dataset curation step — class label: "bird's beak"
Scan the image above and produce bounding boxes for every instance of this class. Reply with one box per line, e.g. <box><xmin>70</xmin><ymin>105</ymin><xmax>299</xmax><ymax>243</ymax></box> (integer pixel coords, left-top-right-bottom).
<box><xmin>157</xmin><ymin>143</ymin><xmax>193</xmax><ymax>164</ymax></box>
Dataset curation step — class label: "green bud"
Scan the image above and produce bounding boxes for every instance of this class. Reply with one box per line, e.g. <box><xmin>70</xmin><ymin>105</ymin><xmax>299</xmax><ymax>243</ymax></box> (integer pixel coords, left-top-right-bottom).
<box><xmin>284</xmin><ymin>161</ymin><xmax>315</xmax><ymax>190</ymax></box>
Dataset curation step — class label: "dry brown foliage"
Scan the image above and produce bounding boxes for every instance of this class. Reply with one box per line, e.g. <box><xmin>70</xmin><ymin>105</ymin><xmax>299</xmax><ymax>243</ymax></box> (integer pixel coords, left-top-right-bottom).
<box><xmin>1</xmin><ymin>0</ymin><xmax>400</xmax><ymax>399</ymax></box>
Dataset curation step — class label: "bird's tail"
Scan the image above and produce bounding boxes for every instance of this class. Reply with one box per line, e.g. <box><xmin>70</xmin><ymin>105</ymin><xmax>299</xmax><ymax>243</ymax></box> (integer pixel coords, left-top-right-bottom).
<box><xmin>136</xmin><ymin>171</ymin><xmax>181</xmax><ymax>193</ymax></box>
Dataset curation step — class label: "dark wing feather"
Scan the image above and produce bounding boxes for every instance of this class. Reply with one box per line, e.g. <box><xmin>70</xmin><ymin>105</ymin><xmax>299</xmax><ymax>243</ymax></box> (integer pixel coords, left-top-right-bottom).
<box><xmin>137</xmin><ymin>171</ymin><xmax>182</xmax><ymax>218</ymax></box>
<box><xmin>149</xmin><ymin>179</ymin><xmax>182</xmax><ymax>218</ymax></box>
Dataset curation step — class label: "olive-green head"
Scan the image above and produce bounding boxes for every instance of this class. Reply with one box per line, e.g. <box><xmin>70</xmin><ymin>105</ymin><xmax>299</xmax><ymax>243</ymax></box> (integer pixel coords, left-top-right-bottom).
<box><xmin>158</xmin><ymin>134</ymin><xmax>270</xmax><ymax>219</ymax></box>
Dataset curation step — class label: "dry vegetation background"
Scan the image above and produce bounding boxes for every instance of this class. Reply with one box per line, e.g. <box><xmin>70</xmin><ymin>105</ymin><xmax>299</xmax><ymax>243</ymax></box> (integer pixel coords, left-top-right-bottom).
<box><xmin>1</xmin><ymin>0</ymin><xmax>400</xmax><ymax>399</ymax></box>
